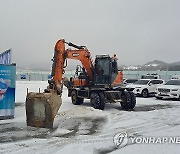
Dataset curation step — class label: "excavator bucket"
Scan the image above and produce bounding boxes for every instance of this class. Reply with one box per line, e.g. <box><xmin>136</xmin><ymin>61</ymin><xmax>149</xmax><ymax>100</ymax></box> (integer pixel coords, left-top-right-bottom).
<box><xmin>25</xmin><ymin>92</ymin><xmax>62</xmax><ymax>128</ymax></box>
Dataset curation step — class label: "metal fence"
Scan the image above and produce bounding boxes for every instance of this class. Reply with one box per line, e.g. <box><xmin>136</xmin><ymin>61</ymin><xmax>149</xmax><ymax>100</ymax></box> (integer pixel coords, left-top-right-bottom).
<box><xmin>16</xmin><ymin>70</ymin><xmax>75</xmax><ymax>81</ymax></box>
<box><xmin>123</xmin><ymin>70</ymin><xmax>180</xmax><ymax>82</ymax></box>
<box><xmin>16</xmin><ymin>70</ymin><xmax>180</xmax><ymax>82</ymax></box>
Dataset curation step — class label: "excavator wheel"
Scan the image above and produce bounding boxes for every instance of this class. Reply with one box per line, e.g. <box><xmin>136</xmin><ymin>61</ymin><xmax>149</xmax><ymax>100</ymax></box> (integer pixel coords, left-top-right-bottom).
<box><xmin>71</xmin><ymin>90</ymin><xmax>84</xmax><ymax>105</ymax></box>
<box><xmin>90</xmin><ymin>92</ymin><xmax>105</xmax><ymax>110</ymax></box>
<box><xmin>128</xmin><ymin>91</ymin><xmax>136</xmax><ymax>109</ymax></box>
<box><xmin>120</xmin><ymin>91</ymin><xmax>134</xmax><ymax>110</ymax></box>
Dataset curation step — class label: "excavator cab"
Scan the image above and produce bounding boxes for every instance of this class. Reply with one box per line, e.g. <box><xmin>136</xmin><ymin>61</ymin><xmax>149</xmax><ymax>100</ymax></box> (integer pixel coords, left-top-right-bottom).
<box><xmin>94</xmin><ymin>55</ymin><xmax>118</xmax><ymax>86</ymax></box>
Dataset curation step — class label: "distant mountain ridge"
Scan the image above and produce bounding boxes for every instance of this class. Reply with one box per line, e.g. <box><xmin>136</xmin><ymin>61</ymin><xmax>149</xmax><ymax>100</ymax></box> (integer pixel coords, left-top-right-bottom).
<box><xmin>144</xmin><ymin>60</ymin><xmax>168</xmax><ymax>66</ymax></box>
<box><xmin>124</xmin><ymin>60</ymin><xmax>180</xmax><ymax>71</ymax></box>
<box><xmin>170</xmin><ymin>61</ymin><xmax>180</xmax><ymax>66</ymax></box>
<box><xmin>17</xmin><ymin>59</ymin><xmax>180</xmax><ymax>71</ymax></box>
<box><xmin>145</xmin><ymin>59</ymin><xmax>180</xmax><ymax>66</ymax></box>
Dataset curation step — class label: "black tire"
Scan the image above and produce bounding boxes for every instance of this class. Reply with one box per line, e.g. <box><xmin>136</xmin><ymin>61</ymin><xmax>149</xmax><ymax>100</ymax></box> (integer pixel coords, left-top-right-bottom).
<box><xmin>156</xmin><ymin>96</ymin><xmax>162</xmax><ymax>100</ymax></box>
<box><xmin>172</xmin><ymin>98</ymin><xmax>180</xmax><ymax>101</ymax></box>
<box><xmin>142</xmin><ymin>89</ymin><xmax>149</xmax><ymax>98</ymax></box>
<box><xmin>71</xmin><ymin>90</ymin><xmax>84</xmax><ymax>105</ymax></box>
<box><xmin>120</xmin><ymin>91</ymin><xmax>132</xmax><ymax>110</ymax></box>
<box><xmin>128</xmin><ymin>91</ymin><xmax>136</xmax><ymax>109</ymax></box>
<box><xmin>90</xmin><ymin>92</ymin><xmax>105</xmax><ymax>110</ymax></box>
<box><xmin>99</xmin><ymin>92</ymin><xmax>105</xmax><ymax>110</ymax></box>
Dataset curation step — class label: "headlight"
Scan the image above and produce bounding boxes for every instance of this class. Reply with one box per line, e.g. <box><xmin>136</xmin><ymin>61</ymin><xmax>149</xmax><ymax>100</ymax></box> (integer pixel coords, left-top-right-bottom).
<box><xmin>172</xmin><ymin>89</ymin><xmax>178</xmax><ymax>91</ymax></box>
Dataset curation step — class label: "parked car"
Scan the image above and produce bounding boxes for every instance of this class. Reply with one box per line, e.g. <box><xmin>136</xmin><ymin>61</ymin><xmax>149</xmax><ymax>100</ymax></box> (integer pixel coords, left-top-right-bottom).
<box><xmin>126</xmin><ymin>79</ymin><xmax>164</xmax><ymax>98</ymax></box>
<box><xmin>123</xmin><ymin>79</ymin><xmax>138</xmax><ymax>85</ymax></box>
<box><xmin>155</xmin><ymin>79</ymin><xmax>180</xmax><ymax>100</ymax></box>
<box><xmin>20</xmin><ymin>74</ymin><xmax>26</xmax><ymax>79</ymax></box>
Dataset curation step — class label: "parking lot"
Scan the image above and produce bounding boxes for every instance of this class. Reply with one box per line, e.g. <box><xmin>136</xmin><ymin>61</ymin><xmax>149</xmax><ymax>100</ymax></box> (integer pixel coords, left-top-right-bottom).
<box><xmin>0</xmin><ymin>81</ymin><xmax>180</xmax><ymax>154</ymax></box>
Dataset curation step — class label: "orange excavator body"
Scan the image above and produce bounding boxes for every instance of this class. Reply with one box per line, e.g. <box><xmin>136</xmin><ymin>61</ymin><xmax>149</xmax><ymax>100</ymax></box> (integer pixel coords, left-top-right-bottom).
<box><xmin>113</xmin><ymin>70</ymin><xmax>123</xmax><ymax>85</ymax></box>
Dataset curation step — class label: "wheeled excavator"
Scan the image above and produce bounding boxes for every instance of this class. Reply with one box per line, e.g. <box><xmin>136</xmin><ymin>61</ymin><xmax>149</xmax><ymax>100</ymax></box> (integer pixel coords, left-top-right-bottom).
<box><xmin>26</xmin><ymin>39</ymin><xmax>136</xmax><ymax>128</ymax></box>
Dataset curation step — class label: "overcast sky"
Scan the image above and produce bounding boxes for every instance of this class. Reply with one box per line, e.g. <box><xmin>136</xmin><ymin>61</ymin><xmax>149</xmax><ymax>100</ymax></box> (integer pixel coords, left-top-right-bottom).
<box><xmin>0</xmin><ymin>0</ymin><xmax>180</xmax><ymax>69</ymax></box>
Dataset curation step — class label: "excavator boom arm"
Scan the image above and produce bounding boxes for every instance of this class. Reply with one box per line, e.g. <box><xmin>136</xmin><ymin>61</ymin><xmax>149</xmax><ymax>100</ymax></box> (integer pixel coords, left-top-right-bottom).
<box><xmin>51</xmin><ymin>39</ymin><xmax>94</xmax><ymax>91</ymax></box>
<box><xmin>26</xmin><ymin>39</ymin><xmax>94</xmax><ymax>129</ymax></box>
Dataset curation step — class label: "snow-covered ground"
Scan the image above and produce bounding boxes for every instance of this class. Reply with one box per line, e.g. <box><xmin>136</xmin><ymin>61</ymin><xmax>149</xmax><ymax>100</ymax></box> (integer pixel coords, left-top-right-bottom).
<box><xmin>0</xmin><ymin>81</ymin><xmax>180</xmax><ymax>154</ymax></box>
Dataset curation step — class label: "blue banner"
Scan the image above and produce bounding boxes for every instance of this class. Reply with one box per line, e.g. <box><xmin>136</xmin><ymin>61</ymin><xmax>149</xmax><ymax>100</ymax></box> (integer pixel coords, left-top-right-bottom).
<box><xmin>0</xmin><ymin>64</ymin><xmax>16</xmax><ymax>119</ymax></box>
<box><xmin>0</xmin><ymin>49</ymin><xmax>11</xmax><ymax>65</ymax></box>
